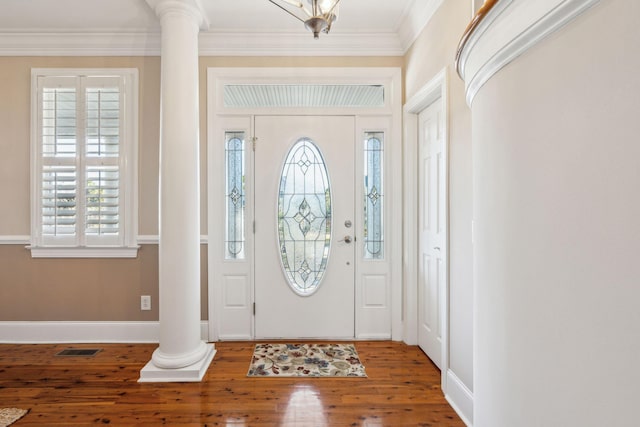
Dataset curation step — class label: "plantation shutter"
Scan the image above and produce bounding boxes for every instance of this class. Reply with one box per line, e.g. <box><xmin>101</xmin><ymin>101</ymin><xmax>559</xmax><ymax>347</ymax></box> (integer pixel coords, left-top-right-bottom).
<box><xmin>37</xmin><ymin>75</ymin><xmax>124</xmax><ymax>247</ymax></box>
<box><xmin>84</xmin><ymin>78</ymin><xmax>123</xmax><ymax>246</ymax></box>
<box><xmin>39</xmin><ymin>77</ymin><xmax>78</xmax><ymax>245</ymax></box>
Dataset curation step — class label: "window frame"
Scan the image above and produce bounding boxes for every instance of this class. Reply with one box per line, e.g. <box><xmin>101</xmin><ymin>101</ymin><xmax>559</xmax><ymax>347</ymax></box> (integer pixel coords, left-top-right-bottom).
<box><xmin>30</xmin><ymin>68</ymin><xmax>139</xmax><ymax>258</ymax></box>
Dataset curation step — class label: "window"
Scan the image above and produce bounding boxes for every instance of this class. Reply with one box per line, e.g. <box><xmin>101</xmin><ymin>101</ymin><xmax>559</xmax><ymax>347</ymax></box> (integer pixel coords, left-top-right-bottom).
<box><xmin>225</xmin><ymin>131</ymin><xmax>246</xmax><ymax>259</ymax></box>
<box><xmin>30</xmin><ymin>69</ymin><xmax>138</xmax><ymax>257</ymax></box>
<box><xmin>364</xmin><ymin>131</ymin><xmax>384</xmax><ymax>259</ymax></box>
<box><xmin>277</xmin><ymin>138</ymin><xmax>332</xmax><ymax>296</ymax></box>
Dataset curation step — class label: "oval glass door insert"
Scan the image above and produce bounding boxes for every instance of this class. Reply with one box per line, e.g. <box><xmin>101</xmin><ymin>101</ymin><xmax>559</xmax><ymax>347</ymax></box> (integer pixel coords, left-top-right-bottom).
<box><xmin>278</xmin><ymin>138</ymin><xmax>332</xmax><ymax>296</ymax></box>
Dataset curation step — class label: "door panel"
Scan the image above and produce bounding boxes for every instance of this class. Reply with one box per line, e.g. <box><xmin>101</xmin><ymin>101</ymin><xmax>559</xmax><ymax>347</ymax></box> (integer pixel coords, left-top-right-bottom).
<box><xmin>418</xmin><ymin>102</ymin><xmax>445</xmax><ymax>368</ymax></box>
<box><xmin>254</xmin><ymin>116</ymin><xmax>355</xmax><ymax>339</ymax></box>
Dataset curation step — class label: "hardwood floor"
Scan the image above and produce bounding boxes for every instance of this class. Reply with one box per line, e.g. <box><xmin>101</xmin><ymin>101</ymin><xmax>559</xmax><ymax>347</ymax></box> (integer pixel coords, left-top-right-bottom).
<box><xmin>0</xmin><ymin>341</ymin><xmax>465</xmax><ymax>426</ymax></box>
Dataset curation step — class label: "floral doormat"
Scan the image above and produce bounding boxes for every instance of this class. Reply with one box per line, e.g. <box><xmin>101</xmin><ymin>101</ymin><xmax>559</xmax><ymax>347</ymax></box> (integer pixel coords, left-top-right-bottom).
<box><xmin>247</xmin><ymin>343</ymin><xmax>367</xmax><ymax>377</ymax></box>
<box><xmin>0</xmin><ymin>408</ymin><xmax>29</xmax><ymax>427</ymax></box>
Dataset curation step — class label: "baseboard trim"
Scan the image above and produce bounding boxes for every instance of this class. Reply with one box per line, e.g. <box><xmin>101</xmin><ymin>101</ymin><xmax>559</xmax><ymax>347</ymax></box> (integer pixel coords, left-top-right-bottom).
<box><xmin>445</xmin><ymin>369</ymin><xmax>474</xmax><ymax>426</ymax></box>
<box><xmin>0</xmin><ymin>321</ymin><xmax>210</xmax><ymax>344</ymax></box>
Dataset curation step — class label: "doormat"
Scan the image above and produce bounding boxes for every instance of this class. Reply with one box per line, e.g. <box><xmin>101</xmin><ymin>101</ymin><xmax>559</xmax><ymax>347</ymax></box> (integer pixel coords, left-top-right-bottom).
<box><xmin>0</xmin><ymin>408</ymin><xmax>29</xmax><ymax>427</ymax></box>
<box><xmin>247</xmin><ymin>343</ymin><xmax>367</xmax><ymax>377</ymax></box>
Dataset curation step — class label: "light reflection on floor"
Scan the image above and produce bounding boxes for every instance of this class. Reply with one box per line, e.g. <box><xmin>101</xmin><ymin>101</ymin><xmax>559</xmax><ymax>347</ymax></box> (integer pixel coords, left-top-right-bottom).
<box><xmin>282</xmin><ymin>384</ymin><xmax>328</xmax><ymax>426</ymax></box>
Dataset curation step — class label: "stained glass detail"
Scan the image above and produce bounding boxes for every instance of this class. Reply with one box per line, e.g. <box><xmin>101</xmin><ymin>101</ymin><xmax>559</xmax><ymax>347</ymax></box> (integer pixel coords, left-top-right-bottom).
<box><xmin>278</xmin><ymin>138</ymin><xmax>331</xmax><ymax>295</ymax></box>
<box><xmin>364</xmin><ymin>132</ymin><xmax>384</xmax><ymax>259</ymax></box>
<box><xmin>225</xmin><ymin>132</ymin><xmax>245</xmax><ymax>259</ymax></box>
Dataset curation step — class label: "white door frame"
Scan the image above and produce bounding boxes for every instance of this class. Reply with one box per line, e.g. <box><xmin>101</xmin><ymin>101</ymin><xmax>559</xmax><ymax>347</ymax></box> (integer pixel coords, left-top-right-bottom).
<box><xmin>207</xmin><ymin>67</ymin><xmax>403</xmax><ymax>342</ymax></box>
<box><xmin>403</xmin><ymin>67</ymin><xmax>449</xmax><ymax>386</ymax></box>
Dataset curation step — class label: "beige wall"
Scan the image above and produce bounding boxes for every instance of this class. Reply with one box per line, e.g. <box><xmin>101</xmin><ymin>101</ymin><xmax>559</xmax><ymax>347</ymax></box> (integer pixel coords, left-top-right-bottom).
<box><xmin>0</xmin><ymin>244</ymin><xmax>209</xmax><ymax>321</ymax></box>
<box><xmin>0</xmin><ymin>56</ymin><xmax>162</xmax><ymax>236</ymax></box>
<box><xmin>0</xmin><ymin>55</ymin><xmax>402</xmax><ymax>321</ymax></box>
<box><xmin>472</xmin><ymin>1</ymin><xmax>639</xmax><ymax>425</ymax></box>
<box><xmin>404</xmin><ymin>0</ymin><xmax>474</xmax><ymax>393</ymax></box>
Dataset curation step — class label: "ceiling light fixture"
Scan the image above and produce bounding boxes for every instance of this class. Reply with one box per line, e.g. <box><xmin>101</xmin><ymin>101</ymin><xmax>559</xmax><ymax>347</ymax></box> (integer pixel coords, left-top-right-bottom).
<box><xmin>268</xmin><ymin>0</ymin><xmax>341</xmax><ymax>39</ymax></box>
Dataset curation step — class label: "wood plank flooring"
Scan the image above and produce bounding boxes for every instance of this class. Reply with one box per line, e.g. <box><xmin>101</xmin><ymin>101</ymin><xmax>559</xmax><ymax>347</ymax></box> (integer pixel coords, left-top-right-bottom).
<box><xmin>0</xmin><ymin>341</ymin><xmax>465</xmax><ymax>426</ymax></box>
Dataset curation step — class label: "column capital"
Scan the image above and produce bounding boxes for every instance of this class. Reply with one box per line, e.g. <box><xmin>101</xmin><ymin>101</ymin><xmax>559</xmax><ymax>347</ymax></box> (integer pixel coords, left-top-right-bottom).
<box><xmin>146</xmin><ymin>0</ymin><xmax>210</xmax><ymax>30</ymax></box>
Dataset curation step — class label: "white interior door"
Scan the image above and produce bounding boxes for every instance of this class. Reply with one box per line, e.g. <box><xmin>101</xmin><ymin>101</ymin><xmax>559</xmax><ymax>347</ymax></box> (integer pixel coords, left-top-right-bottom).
<box><xmin>418</xmin><ymin>101</ymin><xmax>446</xmax><ymax>368</ymax></box>
<box><xmin>254</xmin><ymin>115</ymin><xmax>355</xmax><ymax>339</ymax></box>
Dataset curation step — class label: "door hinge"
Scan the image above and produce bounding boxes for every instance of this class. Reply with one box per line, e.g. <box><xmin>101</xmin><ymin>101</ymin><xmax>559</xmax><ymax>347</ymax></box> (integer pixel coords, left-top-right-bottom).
<box><xmin>251</xmin><ymin>136</ymin><xmax>258</xmax><ymax>151</ymax></box>
<box><xmin>253</xmin><ymin>220</ymin><xmax>256</xmax><ymax>234</ymax></box>
<box><xmin>253</xmin><ymin>302</ymin><xmax>256</xmax><ymax>315</ymax></box>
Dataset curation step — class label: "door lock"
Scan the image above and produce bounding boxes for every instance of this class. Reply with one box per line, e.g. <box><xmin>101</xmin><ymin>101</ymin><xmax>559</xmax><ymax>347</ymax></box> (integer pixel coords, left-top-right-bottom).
<box><xmin>340</xmin><ymin>235</ymin><xmax>353</xmax><ymax>244</ymax></box>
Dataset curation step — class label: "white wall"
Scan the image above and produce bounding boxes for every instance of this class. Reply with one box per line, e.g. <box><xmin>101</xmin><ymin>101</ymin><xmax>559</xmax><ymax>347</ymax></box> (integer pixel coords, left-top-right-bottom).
<box><xmin>473</xmin><ymin>0</ymin><xmax>640</xmax><ymax>425</ymax></box>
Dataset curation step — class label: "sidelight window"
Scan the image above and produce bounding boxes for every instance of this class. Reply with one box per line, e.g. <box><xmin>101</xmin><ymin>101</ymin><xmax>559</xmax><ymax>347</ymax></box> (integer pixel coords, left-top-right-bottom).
<box><xmin>225</xmin><ymin>131</ymin><xmax>246</xmax><ymax>259</ymax></box>
<box><xmin>364</xmin><ymin>132</ymin><xmax>384</xmax><ymax>259</ymax></box>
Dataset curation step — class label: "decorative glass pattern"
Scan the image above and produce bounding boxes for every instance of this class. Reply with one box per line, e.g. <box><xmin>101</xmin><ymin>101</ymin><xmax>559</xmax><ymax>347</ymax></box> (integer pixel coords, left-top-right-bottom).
<box><xmin>364</xmin><ymin>132</ymin><xmax>384</xmax><ymax>259</ymax></box>
<box><xmin>278</xmin><ymin>138</ymin><xmax>331</xmax><ymax>295</ymax></box>
<box><xmin>225</xmin><ymin>132</ymin><xmax>245</xmax><ymax>259</ymax></box>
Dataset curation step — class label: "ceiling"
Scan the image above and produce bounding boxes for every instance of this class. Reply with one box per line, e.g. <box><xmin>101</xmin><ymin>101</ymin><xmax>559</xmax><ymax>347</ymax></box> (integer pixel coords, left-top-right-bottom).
<box><xmin>0</xmin><ymin>0</ymin><xmax>444</xmax><ymax>56</ymax></box>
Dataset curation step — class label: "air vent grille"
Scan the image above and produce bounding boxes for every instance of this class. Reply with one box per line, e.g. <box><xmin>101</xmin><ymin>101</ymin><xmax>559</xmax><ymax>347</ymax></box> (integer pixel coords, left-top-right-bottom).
<box><xmin>55</xmin><ymin>348</ymin><xmax>101</xmax><ymax>357</ymax></box>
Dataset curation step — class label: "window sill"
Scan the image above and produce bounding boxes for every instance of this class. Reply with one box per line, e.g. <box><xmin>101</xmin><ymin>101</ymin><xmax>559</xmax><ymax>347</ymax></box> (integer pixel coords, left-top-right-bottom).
<box><xmin>28</xmin><ymin>246</ymin><xmax>140</xmax><ymax>259</ymax></box>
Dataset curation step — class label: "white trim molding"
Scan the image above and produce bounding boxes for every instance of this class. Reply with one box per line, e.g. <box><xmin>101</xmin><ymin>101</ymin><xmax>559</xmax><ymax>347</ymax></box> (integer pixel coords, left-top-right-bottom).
<box><xmin>137</xmin><ymin>235</ymin><xmax>209</xmax><ymax>245</ymax></box>
<box><xmin>0</xmin><ymin>235</ymin><xmax>30</xmax><ymax>245</ymax></box>
<box><xmin>0</xmin><ymin>31</ymin><xmax>403</xmax><ymax>57</ymax></box>
<box><xmin>0</xmin><ymin>32</ymin><xmax>162</xmax><ymax>56</ymax></box>
<box><xmin>457</xmin><ymin>0</ymin><xmax>600</xmax><ymax>105</ymax></box>
<box><xmin>446</xmin><ymin>369</ymin><xmax>474</xmax><ymax>426</ymax></box>
<box><xmin>28</xmin><ymin>246</ymin><xmax>140</xmax><ymax>258</ymax></box>
<box><xmin>397</xmin><ymin>0</ymin><xmax>445</xmax><ymax>52</ymax></box>
<box><xmin>402</xmin><ymin>67</ymin><xmax>449</xmax><ymax>346</ymax></box>
<box><xmin>199</xmin><ymin>31</ymin><xmax>404</xmax><ymax>57</ymax></box>
<box><xmin>0</xmin><ymin>321</ymin><xmax>210</xmax><ymax>344</ymax></box>
<box><xmin>0</xmin><ymin>235</ymin><xmax>208</xmax><ymax>246</ymax></box>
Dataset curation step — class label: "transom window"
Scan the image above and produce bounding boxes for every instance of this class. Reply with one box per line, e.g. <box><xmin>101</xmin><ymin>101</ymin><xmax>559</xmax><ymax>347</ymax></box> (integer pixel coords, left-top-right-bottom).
<box><xmin>30</xmin><ymin>69</ymin><xmax>138</xmax><ymax>257</ymax></box>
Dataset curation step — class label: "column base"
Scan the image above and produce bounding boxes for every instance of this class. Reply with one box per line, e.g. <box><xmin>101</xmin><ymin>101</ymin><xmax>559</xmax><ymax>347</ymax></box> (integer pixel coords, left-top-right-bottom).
<box><xmin>138</xmin><ymin>343</ymin><xmax>216</xmax><ymax>382</ymax></box>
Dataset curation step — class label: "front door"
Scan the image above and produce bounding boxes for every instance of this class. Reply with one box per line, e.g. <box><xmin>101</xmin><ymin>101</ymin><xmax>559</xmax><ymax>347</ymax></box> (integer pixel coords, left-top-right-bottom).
<box><xmin>254</xmin><ymin>116</ymin><xmax>356</xmax><ymax>339</ymax></box>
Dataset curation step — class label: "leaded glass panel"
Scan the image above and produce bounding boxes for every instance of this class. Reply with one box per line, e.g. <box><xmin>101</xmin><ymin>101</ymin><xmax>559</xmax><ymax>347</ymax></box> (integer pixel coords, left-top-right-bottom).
<box><xmin>278</xmin><ymin>138</ymin><xmax>331</xmax><ymax>295</ymax></box>
<box><xmin>364</xmin><ymin>132</ymin><xmax>384</xmax><ymax>259</ymax></box>
<box><xmin>225</xmin><ymin>132</ymin><xmax>245</xmax><ymax>259</ymax></box>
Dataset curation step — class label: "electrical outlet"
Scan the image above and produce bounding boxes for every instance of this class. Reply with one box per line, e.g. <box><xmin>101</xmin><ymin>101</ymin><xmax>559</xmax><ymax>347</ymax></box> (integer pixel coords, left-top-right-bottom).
<box><xmin>140</xmin><ymin>295</ymin><xmax>151</xmax><ymax>311</ymax></box>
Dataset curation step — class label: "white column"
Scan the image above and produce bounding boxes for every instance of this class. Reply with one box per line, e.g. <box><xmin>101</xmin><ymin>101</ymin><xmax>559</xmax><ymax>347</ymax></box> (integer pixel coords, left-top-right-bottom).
<box><xmin>140</xmin><ymin>0</ymin><xmax>215</xmax><ymax>382</ymax></box>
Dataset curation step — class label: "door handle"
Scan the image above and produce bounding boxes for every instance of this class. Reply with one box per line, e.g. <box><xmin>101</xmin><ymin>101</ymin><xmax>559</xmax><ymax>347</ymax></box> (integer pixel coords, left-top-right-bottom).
<box><xmin>340</xmin><ymin>235</ymin><xmax>353</xmax><ymax>244</ymax></box>
<box><xmin>433</xmin><ymin>246</ymin><xmax>440</xmax><ymax>251</ymax></box>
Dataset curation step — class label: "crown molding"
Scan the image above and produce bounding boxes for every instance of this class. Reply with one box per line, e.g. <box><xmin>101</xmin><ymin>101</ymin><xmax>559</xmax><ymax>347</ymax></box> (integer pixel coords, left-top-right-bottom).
<box><xmin>0</xmin><ymin>0</ymin><xmax>437</xmax><ymax>57</ymax></box>
<box><xmin>456</xmin><ymin>0</ymin><xmax>600</xmax><ymax>106</ymax></box>
<box><xmin>0</xmin><ymin>32</ymin><xmax>162</xmax><ymax>56</ymax></box>
<box><xmin>397</xmin><ymin>0</ymin><xmax>445</xmax><ymax>52</ymax></box>
<box><xmin>0</xmin><ymin>30</ymin><xmax>403</xmax><ymax>57</ymax></box>
<box><xmin>198</xmin><ymin>31</ymin><xmax>404</xmax><ymax>57</ymax></box>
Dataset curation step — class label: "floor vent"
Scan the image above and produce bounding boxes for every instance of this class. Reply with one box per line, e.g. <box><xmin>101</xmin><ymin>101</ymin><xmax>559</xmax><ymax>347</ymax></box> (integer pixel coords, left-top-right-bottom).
<box><xmin>55</xmin><ymin>349</ymin><xmax>101</xmax><ymax>357</ymax></box>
